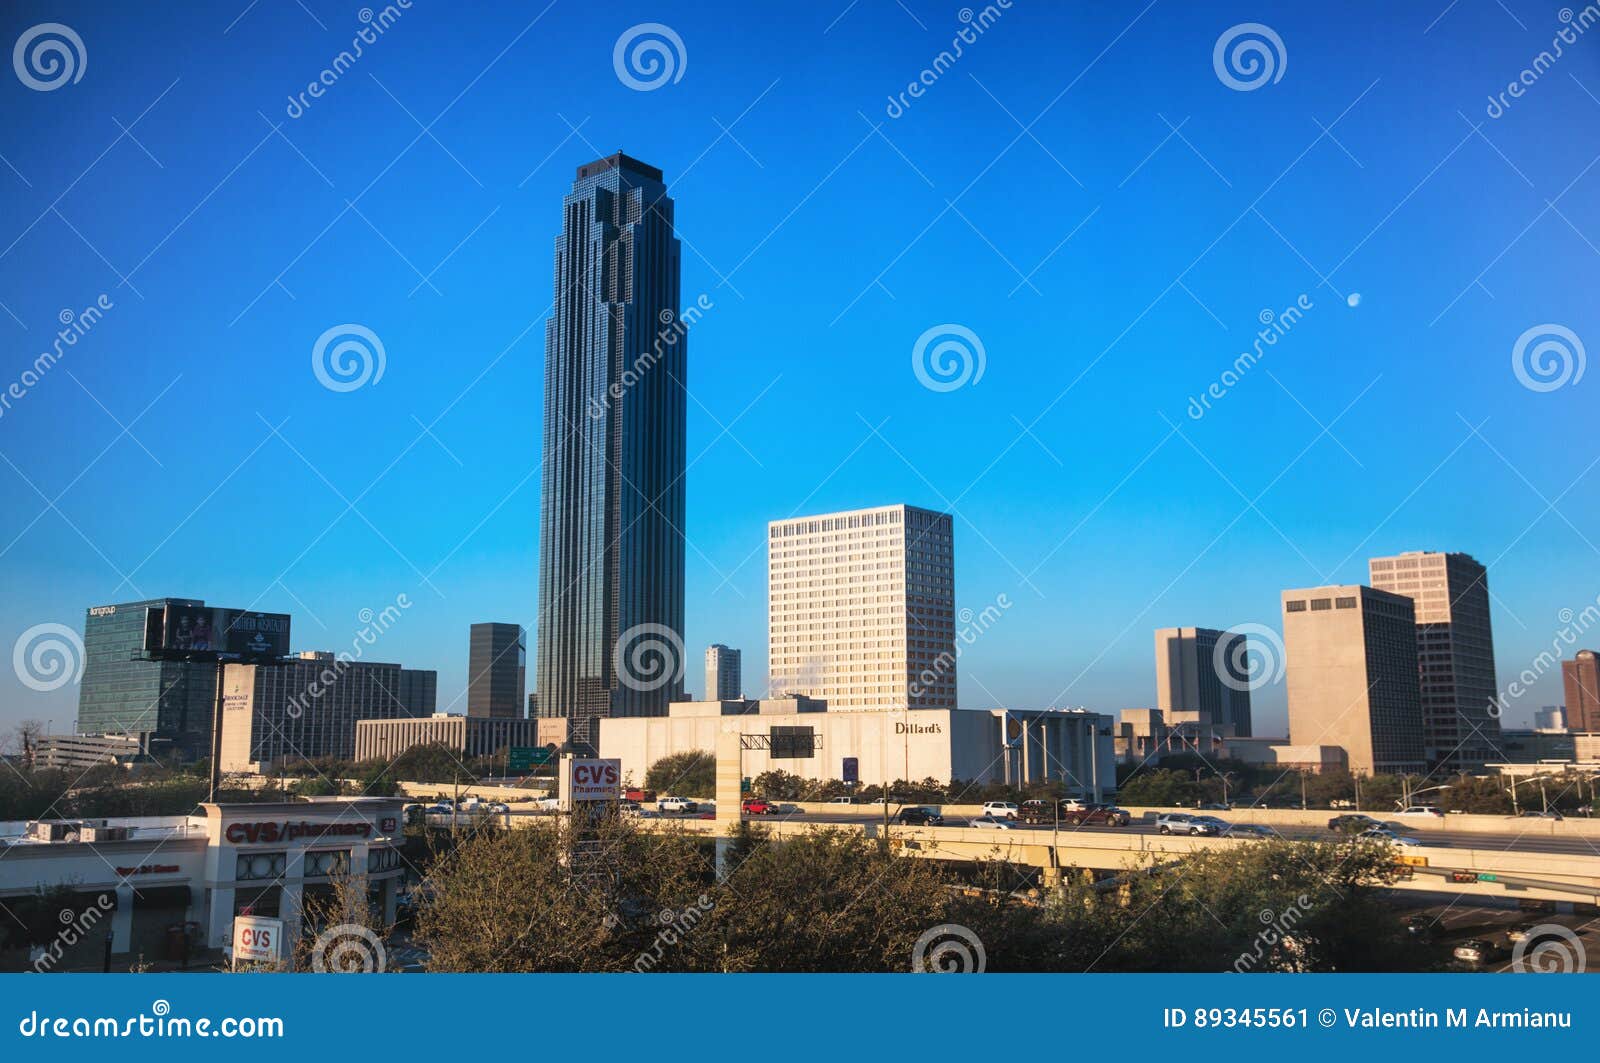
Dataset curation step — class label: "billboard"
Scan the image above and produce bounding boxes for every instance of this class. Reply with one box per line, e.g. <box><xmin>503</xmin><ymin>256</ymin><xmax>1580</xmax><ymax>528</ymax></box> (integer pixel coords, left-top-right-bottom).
<box><xmin>232</xmin><ymin>915</ymin><xmax>284</xmax><ymax>965</ymax></box>
<box><xmin>143</xmin><ymin>604</ymin><xmax>290</xmax><ymax>660</ymax></box>
<box><xmin>559</xmin><ymin>757</ymin><xmax>621</xmax><ymax>808</ymax></box>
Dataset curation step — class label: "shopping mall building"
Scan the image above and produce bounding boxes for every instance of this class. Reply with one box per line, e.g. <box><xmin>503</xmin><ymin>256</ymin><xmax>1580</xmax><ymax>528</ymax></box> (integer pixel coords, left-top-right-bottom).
<box><xmin>599</xmin><ymin>700</ymin><xmax>1118</xmax><ymax>796</ymax></box>
<box><xmin>0</xmin><ymin>797</ymin><xmax>406</xmax><ymax>970</ymax></box>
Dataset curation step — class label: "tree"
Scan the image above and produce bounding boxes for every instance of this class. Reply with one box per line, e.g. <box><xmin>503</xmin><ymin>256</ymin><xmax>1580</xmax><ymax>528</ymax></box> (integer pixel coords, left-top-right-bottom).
<box><xmin>644</xmin><ymin>751</ymin><xmax>715</xmax><ymax>798</ymax></box>
<box><xmin>1115</xmin><ymin>768</ymin><xmax>1200</xmax><ymax>807</ymax></box>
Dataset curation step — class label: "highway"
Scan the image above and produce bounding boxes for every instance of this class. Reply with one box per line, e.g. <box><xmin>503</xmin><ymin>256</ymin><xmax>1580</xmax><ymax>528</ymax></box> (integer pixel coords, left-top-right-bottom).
<box><xmin>696</xmin><ymin>808</ymin><xmax>1600</xmax><ymax>857</ymax></box>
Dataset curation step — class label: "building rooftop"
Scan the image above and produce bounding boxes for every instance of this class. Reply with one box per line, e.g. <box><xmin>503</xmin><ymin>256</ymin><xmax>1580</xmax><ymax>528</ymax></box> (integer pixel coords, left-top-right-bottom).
<box><xmin>575</xmin><ymin>152</ymin><xmax>663</xmax><ymax>182</ymax></box>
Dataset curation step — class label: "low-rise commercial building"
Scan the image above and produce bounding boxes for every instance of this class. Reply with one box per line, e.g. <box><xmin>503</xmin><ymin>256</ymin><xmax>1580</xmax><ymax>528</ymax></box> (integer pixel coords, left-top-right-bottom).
<box><xmin>600</xmin><ymin>699</ymin><xmax>1116</xmax><ymax>797</ymax></box>
<box><xmin>33</xmin><ymin>733</ymin><xmax>172</xmax><ymax>770</ymax></box>
<box><xmin>354</xmin><ymin>714</ymin><xmax>568</xmax><ymax>763</ymax></box>
<box><xmin>0</xmin><ymin>797</ymin><xmax>406</xmax><ymax>968</ymax></box>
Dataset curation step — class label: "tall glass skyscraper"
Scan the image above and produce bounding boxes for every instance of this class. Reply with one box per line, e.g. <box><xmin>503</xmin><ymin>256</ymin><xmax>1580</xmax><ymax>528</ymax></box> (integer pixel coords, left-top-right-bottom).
<box><xmin>536</xmin><ymin>153</ymin><xmax>686</xmax><ymax>753</ymax></box>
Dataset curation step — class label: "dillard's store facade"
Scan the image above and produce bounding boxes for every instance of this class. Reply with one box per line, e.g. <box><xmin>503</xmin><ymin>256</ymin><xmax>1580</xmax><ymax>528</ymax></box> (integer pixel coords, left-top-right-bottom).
<box><xmin>0</xmin><ymin>798</ymin><xmax>407</xmax><ymax>970</ymax></box>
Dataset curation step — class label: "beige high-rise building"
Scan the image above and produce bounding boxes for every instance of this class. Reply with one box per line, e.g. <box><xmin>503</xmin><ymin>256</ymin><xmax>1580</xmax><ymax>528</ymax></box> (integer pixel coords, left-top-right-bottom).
<box><xmin>768</xmin><ymin>504</ymin><xmax>955</xmax><ymax>710</ymax></box>
<box><xmin>1283</xmin><ymin>585</ymin><xmax>1426</xmax><ymax>776</ymax></box>
<box><xmin>1153</xmin><ymin>627</ymin><xmax>1253</xmax><ymax>737</ymax></box>
<box><xmin>1368</xmin><ymin>551</ymin><xmax>1502</xmax><ymax>769</ymax></box>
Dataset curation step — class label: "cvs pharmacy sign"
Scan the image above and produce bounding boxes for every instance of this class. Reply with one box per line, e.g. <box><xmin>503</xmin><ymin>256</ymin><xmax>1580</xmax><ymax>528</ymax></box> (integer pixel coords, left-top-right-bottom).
<box><xmin>232</xmin><ymin>915</ymin><xmax>284</xmax><ymax>964</ymax></box>
<box><xmin>565</xmin><ymin>758</ymin><xmax>621</xmax><ymax>803</ymax></box>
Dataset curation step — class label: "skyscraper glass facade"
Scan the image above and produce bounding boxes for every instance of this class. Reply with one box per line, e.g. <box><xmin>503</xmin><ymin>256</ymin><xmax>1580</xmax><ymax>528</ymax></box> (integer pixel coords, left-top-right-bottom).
<box><xmin>536</xmin><ymin>153</ymin><xmax>686</xmax><ymax>753</ymax></box>
<box><xmin>77</xmin><ymin>598</ymin><xmax>218</xmax><ymax>757</ymax></box>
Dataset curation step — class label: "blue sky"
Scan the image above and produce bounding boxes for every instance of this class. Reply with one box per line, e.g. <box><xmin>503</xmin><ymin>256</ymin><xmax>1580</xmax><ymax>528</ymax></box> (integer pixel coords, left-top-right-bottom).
<box><xmin>1</xmin><ymin>0</ymin><xmax>1597</xmax><ymax>738</ymax></box>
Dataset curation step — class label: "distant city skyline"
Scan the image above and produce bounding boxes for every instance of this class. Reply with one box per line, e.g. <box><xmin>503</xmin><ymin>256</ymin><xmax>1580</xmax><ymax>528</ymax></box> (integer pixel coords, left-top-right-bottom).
<box><xmin>2</xmin><ymin>4</ymin><xmax>1596</xmax><ymax>741</ymax></box>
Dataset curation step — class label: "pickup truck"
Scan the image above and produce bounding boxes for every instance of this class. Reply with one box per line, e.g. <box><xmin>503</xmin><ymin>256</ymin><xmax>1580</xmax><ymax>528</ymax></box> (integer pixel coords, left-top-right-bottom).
<box><xmin>657</xmin><ymin>796</ymin><xmax>699</xmax><ymax>814</ymax></box>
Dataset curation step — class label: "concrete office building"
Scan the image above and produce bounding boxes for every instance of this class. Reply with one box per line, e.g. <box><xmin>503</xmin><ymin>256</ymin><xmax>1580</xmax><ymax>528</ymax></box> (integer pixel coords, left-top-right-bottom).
<box><xmin>1282</xmin><ymin>585</ymin><xmax>1426</xmax><ymax>775</ymax></box>
<box><xmin>1534</xmin><ymin>706</ymin><xmax>1567</xmax><ymax>733</ymax></box>
<box><xmin>354</xmin><ymin>714</ymin><xmax>568</xmax><ymax>763</ymax></box>
<box><xmin>1564</xmin><ymin>650</ymin><xmax>1600</xmax><ymax>732</ymax></box>
<box><xmin>536</xmin><ymin>153</ymin><xmax>686</xmax><ymax>753</ymax></box>
<box><xmin>599</xmin><ymin>699</ymin><xmax>1116</xmax><ymax>795</ymax></box>
<box><xmin>33</xmin><ymin>733</ymin><xmax>171</xmax><ymax>771</ymax></box>
<box><xmin>77</xmin><ymin>598</ymin><xmax>222</xmax><ymax>758</ymax></box>
<box><xmin>218</xmin><ymin>652</ymin><xmax>436</xmax><ymax>772</ymax></box>
<box><xmin>1369</xmin><ymin>551</ymin><xmax>1502</xmax><ymax>768</ymax></box>
<box><xmin>768</xmin><ymin>504</ymin><xmax>956</xmax><ymax>712</ymax></box>
<box><xmin>468</xmin><ymin>623</ymin><xmax>526</xmax><ymax>719</ymax></box>
<box><xmin>1153</xmin><ymin>627</ymin><xmax>1253</xmax><ymax>737</ymax></box>
<box><xmin>704</xmin><ymin>644</ymin><xmax>742</xmax><ymax>701</ymax></box>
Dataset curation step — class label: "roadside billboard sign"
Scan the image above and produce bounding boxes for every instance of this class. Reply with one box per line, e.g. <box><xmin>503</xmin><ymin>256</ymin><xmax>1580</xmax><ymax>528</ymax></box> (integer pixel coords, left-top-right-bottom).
<box><xmin>559</xmin><ymin>757</ymin><xmax>621</xmax><ymax>809</ymax></box>
<box><xmin>232</xmin><ymin>915</ymin><xmax>284</xmax><ymax>965</ymax></box>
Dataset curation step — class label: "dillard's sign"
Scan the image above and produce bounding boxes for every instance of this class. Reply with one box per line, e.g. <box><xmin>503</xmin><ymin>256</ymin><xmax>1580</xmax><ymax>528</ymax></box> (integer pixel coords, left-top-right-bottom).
<box><xmin>224</xmin><ymin>820</ymin><xmax>375</xmax><ymax>845</ymax></box>
<box><xmin>895</xmin><ymin>722</ymin><xmax>943</xmax><ymax>735</ymax></box>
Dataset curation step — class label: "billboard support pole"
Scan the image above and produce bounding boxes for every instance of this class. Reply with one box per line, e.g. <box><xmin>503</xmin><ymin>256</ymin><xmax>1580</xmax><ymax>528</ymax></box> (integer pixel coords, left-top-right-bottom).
<box><xmin>208</xmin><ymin>659</ymin><xmax>225</xmax><ymax>803</ymax></box>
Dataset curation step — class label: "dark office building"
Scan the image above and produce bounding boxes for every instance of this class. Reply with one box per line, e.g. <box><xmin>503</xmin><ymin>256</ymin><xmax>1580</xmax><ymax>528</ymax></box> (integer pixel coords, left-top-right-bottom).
<box><xmin>468</xmin><ymin>623</ymin><xmax>526</xmax><ymax>718</ymax></box>
<box><xmin>77</xmin><ymin>598</ymin><xmax>217</xmax><ymax>758</ymax></box>
<box><xmin>536</xmin><ymin>153</ymin><xmax>686</xmax><ymax>753</ymax></box>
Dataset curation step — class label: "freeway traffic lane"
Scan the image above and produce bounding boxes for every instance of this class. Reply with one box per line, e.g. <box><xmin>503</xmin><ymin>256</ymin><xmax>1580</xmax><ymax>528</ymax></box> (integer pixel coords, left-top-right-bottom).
<box><xmin>754</xmin><ymin>809</ymin><xmax>1600</xmax><ymax>856</ymax></box>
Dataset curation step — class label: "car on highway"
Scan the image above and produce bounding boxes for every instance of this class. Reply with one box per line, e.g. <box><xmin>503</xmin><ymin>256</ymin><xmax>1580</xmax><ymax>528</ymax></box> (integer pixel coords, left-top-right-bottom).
<box><xmin>1358</xmin><ymin>827</ymin><xmax>1423</xmax><ymax>848</ymax></box>
<box><xmin>894</xmin><ymin>806</ymin><xmax>944</xmax><ymax>826</ymax></box>
<box><xmin>769</xmin><ymin>802</ymin><xmax>805</xmax><ymax>815</ymax></box>
<box><xmin>533</xmin><ymin>796</ymin><xmax>560</xmax><ymax>812</ymax></box>
<box><xmin>483</xmin><ymin>802</ymin><xmax>510</xmax><ymax>814</ymax></box>
<box><xmin>1398</xmin><ymin>805</ymin><xmax>1445</xmax><ymax>818</ymax></box>
<box><xmin>1063</xmin><ymin>805</ymin><xmax>1131</xmax><ymax>827</ymax></box>
<box><xmin>740</xmin><ymin>798</ymin><xmax>779</xmax><ymax>815</ymax></box>
<box><xmin>826</xmin><ymin>796</ymin><xmax>859</xmax><ymax>805</ymax></box>
<box><xmin>1328</xmin><ymin>813</ymin><xmax>1382</xmax><ymax>833</ymax></box>
<box><xmin>1405</xmin><ymin>916</ymin><xmax>1434</xmax><ymax>941</ymax></box>
<box><xmin>1517</xmin><ymin>810</ymin><xmax>1564</xmax><ymax>820</ymax></box>
<box><xmin>657</xmin><ymin>796</ymin><xmax>699</xmax><ymax>813</ymax></box>
<box><xmin>1156</xmin><ymin>813</ymin><xmax>1222</xmax><ymax>836</ymax></box>
<box><xmin>1453</xmin><ymin>938</ymin><xmax>1501</xmax><ymax>965</ymax></box>
<box><xmin>1222</xmin><ymin>823</ymin><xmax>1276</xmax><ymax>840</ymax></box>
<box><xmin>970</xmin><ymin>814</ymin><xmax>1014</xmax><ymax>830</ymax></box>
<box><xmin>981</xmin><ymin>801</ymin><xmax>1019</xmax><ymax>820</ymax></box>
<box><xmin>1199</xmin><ymin>802</ymin><xmax>1232</xmax><ymax>811</ymax></box>
<box><xmin>1506</xmin><ymin>923</ymin><xmax>1535</xmax><ymax>943</ymax></box>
